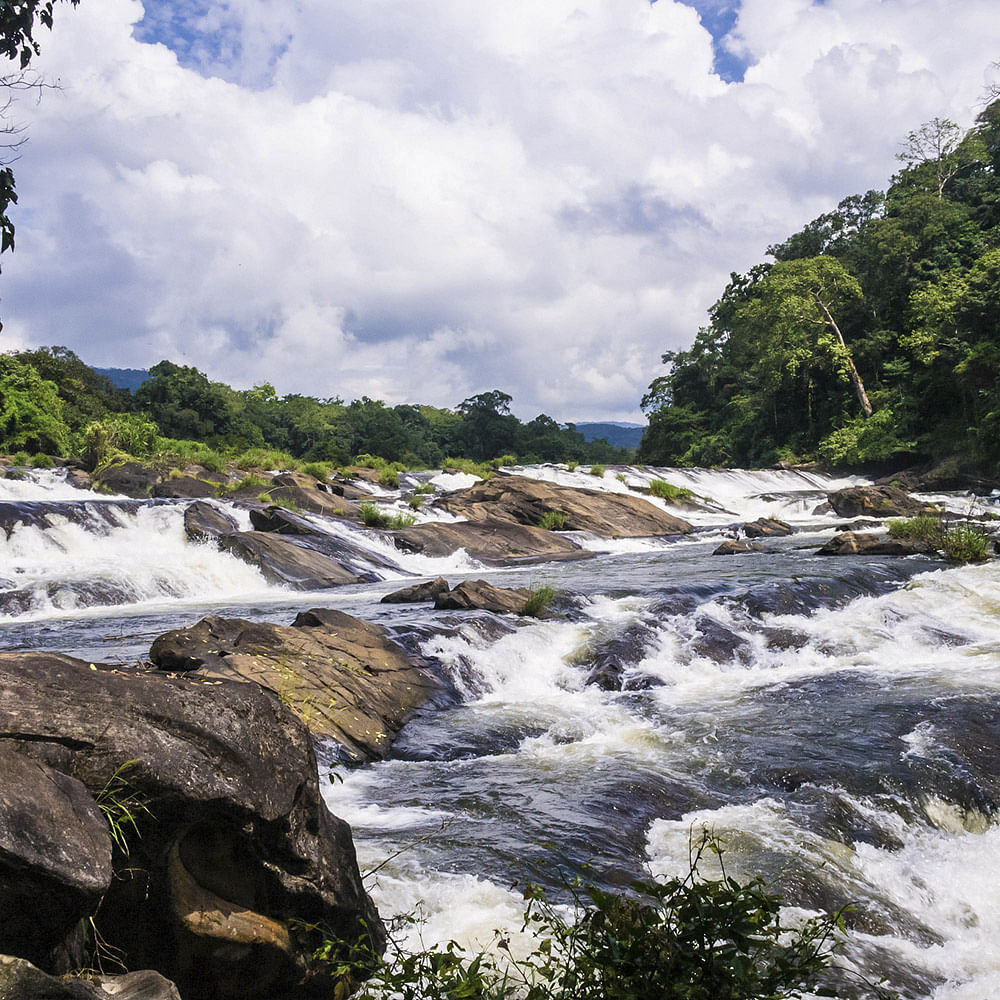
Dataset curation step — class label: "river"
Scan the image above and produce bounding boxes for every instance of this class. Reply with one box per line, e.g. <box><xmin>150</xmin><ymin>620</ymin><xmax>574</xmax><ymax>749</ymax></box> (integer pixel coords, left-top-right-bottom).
<box><xmin>1</xmin><ymin>464</ymin><xmax>997</xmax><ymax>999</ymax></box>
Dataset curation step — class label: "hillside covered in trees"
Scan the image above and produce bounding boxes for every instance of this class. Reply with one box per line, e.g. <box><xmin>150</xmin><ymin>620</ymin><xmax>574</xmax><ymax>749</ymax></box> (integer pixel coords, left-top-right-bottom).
<box><xmin>639</xmin><ymin>97</ymin><xmax>1000</xmax><ymax>476</ymax></box>
<box><xmin>0</xmin><ymin>348</ymin><xmax>632</xmax><ymax>469</ymax></box>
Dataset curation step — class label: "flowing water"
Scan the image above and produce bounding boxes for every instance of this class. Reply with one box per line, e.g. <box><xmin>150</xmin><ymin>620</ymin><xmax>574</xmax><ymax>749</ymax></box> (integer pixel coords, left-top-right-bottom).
<box><xmin>1</xmin><ymin>465</ymin><xmax>998</xmax><ymax>998</ymax></box>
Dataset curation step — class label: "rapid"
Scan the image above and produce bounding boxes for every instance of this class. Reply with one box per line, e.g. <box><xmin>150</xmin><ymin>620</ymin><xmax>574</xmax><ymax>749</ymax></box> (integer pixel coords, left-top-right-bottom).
<box><xmin>1</xmin><ymin>464</ymin><xmax>998</xmax><ymax>998</ymax></box>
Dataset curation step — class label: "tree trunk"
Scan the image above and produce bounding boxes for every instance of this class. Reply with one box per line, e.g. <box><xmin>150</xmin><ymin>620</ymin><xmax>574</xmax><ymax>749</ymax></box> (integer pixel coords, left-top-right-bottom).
<box><xmin>814</xmin><ymin>295</ymin><xmax>874</xmax><ymax>418</ymax></box>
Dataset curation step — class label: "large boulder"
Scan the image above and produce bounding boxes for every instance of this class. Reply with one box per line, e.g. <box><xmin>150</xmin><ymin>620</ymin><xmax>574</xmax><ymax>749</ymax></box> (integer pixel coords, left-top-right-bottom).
<box><xmin>0</xmin><ymin>957</ymin><xmax>180</xmax><ymax>1000</ymax></box>
<box><xmin>392</xmin><ymin>518</ymin><xmax>594</xmax><ymax>565</ymax></box>
<box><xmin>149</xmin><ymin>609</ymin><xmax>445</xmax><ymax>762</ymax></box>
<box><xmin>183</xmin><ymin>500</ymin><xmax>239</xmax><ymax>543</ymax></box>
<box><xmin>816</xmin><ymin>530</ymin><xmax>938</xmax><ymax>556</ymax></box>
<box><xmin>264</xmin><ymin>474</ymin><xmax>362</xmax><ymax>518</ymax></box>
<box><xmin>151</xmin><ymin>476</ymin><xmax>220</xmax><ymax>500</ymax></box>
<box><xmin>0</xmin><ymin>746</ymin><xmax>111</xmax><ymax>970</ymax></box>
<box><xmin>743</xmin><ymin>517</ymin><xmax>793</xmax><ymax>538</ymax></box>
<box><xmin>0</xmin><ymin>652</ymin><xmax>382</xmax><ymax>1000</ymax></box>
<box><xmin>434</xmin><ymin>475</ymin><xmax>692</xmax><ymax>538</ymax></box>
<box><xmin>93</xmin><ymin>462</ymin><xmax>164</xmax><ymax>498</ymax></box>
<box><xmin>219</xmin><ymin>531</ymin><xmax>364</xmax><ymax>587</ymax></box>
<box><xmin>381</xmin><ymin>577</ymin><xmax>451</xmax><ymax>604</ymax></box>
<box><xmin>827</xmin><ymin>485</ymin><xmax>933</xmax><ymax>519</ymax></box>
<box><xmin>433</xmin><ymin>580</ymin><xmax>532</xmax><ymax>615</ymax></box>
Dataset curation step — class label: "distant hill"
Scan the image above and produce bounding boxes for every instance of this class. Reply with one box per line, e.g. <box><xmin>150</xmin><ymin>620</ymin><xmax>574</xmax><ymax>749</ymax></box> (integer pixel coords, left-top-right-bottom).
<box><xmin>92</xmin><ymin>367</ymin><xmax>150</xmax><ymax>393</ymax></box>
<box><xmin>573</xmin><ymin>422</ymin><xmax>644</xmax><ymax>449</ymax></box>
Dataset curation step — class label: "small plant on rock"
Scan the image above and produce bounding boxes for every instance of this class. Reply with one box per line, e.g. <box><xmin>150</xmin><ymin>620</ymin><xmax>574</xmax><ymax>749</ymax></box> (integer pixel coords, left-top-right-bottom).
<box><xmin>95</xmin><ymin>759</ymin><xmax>152</xmax><ymax>857</ymax></box>
<box><xmin>589</xmin><ymin>464</ymin><xmax>605</xmax><ymax>478</ymax></box>
<box><xmin>538</xmin><ymin>511</ymin><xmax>568</xmax><ymax>531</ymax></box>
<box><xmin>522</xmin><ymin>583</ymin><xmax>559</xmax><ymax>617</ymax></box>
<box><xmin>649</xmin><ymin>479</ymin><xmax>695</xmax><ymax>502</ymax></box>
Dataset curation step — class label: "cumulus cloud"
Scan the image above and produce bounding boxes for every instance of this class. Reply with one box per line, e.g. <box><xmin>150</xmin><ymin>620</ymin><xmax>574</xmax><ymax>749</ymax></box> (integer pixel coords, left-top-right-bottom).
<box><xmin>2</xmin><ymin>0</ymin><xmax>997</xmax><ymax>420</ymax></box>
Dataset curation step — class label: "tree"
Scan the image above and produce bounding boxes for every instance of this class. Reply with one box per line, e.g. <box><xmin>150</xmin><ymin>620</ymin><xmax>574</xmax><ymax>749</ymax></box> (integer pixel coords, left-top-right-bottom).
<box><xmin>0</xmin><ymin>353</ymin><xmax>71</xmax><ymax>453</ymax></box>
<box><xmin>896</xmin><ymin>116</ymin><xmax>986</xmax><ymax>200</ymax></box>
<box><xmin>0</xmin><ymin>1</ymin><xmax>79</xmax><ymax>261</ymax></box>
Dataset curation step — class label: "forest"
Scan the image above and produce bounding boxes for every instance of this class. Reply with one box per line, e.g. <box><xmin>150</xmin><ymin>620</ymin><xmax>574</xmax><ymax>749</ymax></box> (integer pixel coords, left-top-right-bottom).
<box><xmin>0</xmin><ymin>349</ymin><xmax>632</xmax><ymax>470</ymax></box>
<box><xmin>639</xmin><ymin>98</ymin><xmax>1000</xmax><ymax>475</ymax></box>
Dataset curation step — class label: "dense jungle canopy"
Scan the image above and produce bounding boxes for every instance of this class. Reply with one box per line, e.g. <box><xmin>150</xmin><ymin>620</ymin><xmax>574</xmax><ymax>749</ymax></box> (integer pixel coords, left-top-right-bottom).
<box><xmin>639</xmin><ymin>100</ymin><xmax>1000</xmax><ymax>474</ymax></box>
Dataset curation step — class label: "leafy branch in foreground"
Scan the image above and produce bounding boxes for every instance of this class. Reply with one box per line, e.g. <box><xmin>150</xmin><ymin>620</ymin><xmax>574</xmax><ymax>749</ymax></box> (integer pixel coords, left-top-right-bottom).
<box><xmin>301</xmin><ymin>831</ymin><xmax>864</xmax><ymax>1000</ymax></box>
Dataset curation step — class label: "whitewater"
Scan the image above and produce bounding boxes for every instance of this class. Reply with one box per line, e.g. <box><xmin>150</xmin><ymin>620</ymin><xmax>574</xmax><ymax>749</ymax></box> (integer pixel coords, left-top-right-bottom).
<box><xmin>1</xmin><ymin>464</ymin><xmax>998</xmax><ymax>998</ymax></box>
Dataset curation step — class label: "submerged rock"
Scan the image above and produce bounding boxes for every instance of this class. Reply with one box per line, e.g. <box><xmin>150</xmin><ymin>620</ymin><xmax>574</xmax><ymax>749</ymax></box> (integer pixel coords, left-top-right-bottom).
<box><xmin>713</xmin><ymin>539</ymin><xmax>764</xmax><ymax>555</ymax></box>
<box><xmin>149</xmin><ymin>609</ymin><xmax>445</xmax><ymax>761</ymax></box>
<box><xmin>434</xmin><ymin>474</ymin><xmax>693</xmax><ymax>537</ymax></box>
<box><xmin>0</xmin><ymin>651</ymin><xmax>381</xmax><ymax>999</ymax></box>
<box><xmin>743</xmin><ymin>517</ymin><xmax>793</xmax><ymax>538</ymax></box>
<box><xmin>219</xmin><ymin>531</ymin><xmax>364</xmax><ymax>587</ymax></box>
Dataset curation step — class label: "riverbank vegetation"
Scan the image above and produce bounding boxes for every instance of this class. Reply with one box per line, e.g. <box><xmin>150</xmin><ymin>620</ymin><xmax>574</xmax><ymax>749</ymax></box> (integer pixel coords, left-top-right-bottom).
<box><xmin>0</xmin><ymin>349</ymin><xmax>633</xmax><ymax>473</ymax></box>
<box><xmin>639</xmin><ymin>97</ymin><xmax>1000</xmax><ymax>477</ymax></box>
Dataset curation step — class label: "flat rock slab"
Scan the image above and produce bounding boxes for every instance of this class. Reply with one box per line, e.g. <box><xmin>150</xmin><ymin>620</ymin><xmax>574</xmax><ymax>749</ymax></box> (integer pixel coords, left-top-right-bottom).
<box><xmin>817</xmin><ymin>530</ymin><xmax>938</xmax><ymax>556</ymax></box>
<box><xmin>149</xmin><ymin>609</ymin><xmax>445</xmax><ymax>762</ymax></box>
<box><xmin>220</xmin><ymin>531</ymin><xmax>363</xmax><ymax>587</ymax></box>
<box><xmin>392</xmin><ymin>518</ymin><xmax>594</xmax><ymax>565</ymax></box>
<box><xmin>434</xmin><ymin>474</ymin><xmax>692</xmax><ymax>538</ymax></box>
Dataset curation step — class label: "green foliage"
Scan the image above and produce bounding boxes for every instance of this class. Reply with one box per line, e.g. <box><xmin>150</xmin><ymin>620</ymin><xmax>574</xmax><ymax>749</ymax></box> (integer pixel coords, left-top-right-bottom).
<box><xmin>301</xmin><ymin>461</ymin><xmax>332</xmax><ymax>481</ymax></box>
<box><xmin>359</xmin><ymin>502</ymin><xmax>416</xmax><ymax>530</ymax></box>
<box><xmin>0</xmin><ymin>355</ymin><xmax>72</xmax><ymax>455</ymax></box>
<box><xmin>233</xmin><ymin>446</ymin><xmax>298</xmax><ymax>471</ymax></box>
<box><xmin>80</xmin><ymin>413</ymin><xmax>160</xmax><ymax>471</ymax></box>
<box><xmin>408</xmin><ymin>495</ymin><xmax>424</xmax><ymax>510</ymax></box>
<box><xmin>589</xmin><ymin>464</ymin><xmax>605</xmax><ymax>478</ymax></box>
<box><xmin>29</xmin><ymin>451</ymin><xmax>53</xmax><ymax>467</ymax></box>
<box><xmin>648</xmin><ymin>480</ymin><xmax>695</xmax><ymax>502</ymax></box>
<box><xmin>413</xmin><ymin>482</ymin><xmax>436</xmax><ymax>495</ymax></box>
<box><xmin>378</xmin><ymin>467</ymin><xmax>400</xmax><ymax>489</ymax></box>
<box><xmin>152</xmin><ymin>437</ymin><xmax>226</xmax><ymax>472</ymax></box>
<box><xmin>521</xmin><ymin>584</ymin><xmax>559</xmax><ymax>617</ymax></box>
<box><xmin>567</xmin><ymin>461</ymin><xmax>578</xmax><ymax>472</ymax></box>
<box><xmin>491</xmin><ymin>454</ymin><xmax>518</xmax><ymax>468</ymax></box>
<box><xmin>888</xmin><ymin>515</ymin><xmax>993</xmax><ymax>564</ymax></box>
<box><xmin>95</xmin><ymin>759</ymin><xmax>151</xmax><ymax>858</ymax></box>
<box><xmin>258</xmin><ymin>492</ymin><xmax>300</xmax><ymax>512</ymax></box>
<box><xmin>220</xmin><ymin>473</ymin><xmax>269</xmax><ymax>495</ymax></box>
<box><xmin>639</xmin><ymin>96</ymin><xmax>1000</xmax><ymax>474</ymax></box>
<box><xmin>538</xmin><ymin>511</ymin><xmax>569</xmax><ymax>531</ymax></box>
<box><xmin>302</xmin><ymin>833</ymin><xmax>845</xmax><ymax>1000</ymax></box>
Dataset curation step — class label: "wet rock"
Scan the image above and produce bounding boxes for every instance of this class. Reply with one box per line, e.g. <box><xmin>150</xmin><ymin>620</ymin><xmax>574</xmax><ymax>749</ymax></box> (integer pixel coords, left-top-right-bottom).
<box><xmin>248</xmin><ymin>505</ymin><xmax>316</xmax><ymax>535</ymax></box>
<box><xmin>743</xmin><ymin>517</ymin><xmax>793</xmax><ymax>538</ymax></box>
<box><xmin>0</xmin><ymin>959</ymin><xmax>183</xmax><ymax>1000</ymax></box>
<box><xmin>183</xmin><ymin>500</ymin><xmax>239</xmax><ymax>544</ymax></box>
<box><xmin>220</xmin><ymin>531</ymin><xmax>363</xmax><ymax>587</ymax></box>
<box><xmin>0</xmin><ymin>651</ymin><xmax>381</xmax><ymax>999</ymax></box>
<box><xmin>381</xmin><ymin>577</ymin><xmax>451</xmax><ymax>603</ymax></box>
<box><xmin>578</xmin><ymin>622</ymin><xmax>657</xmax><ymax>691</ymax></box>
<box><xmin>150</xmin><ymin>609</ymin><xmax>445</xmax><ymax>762</ymax></box>
<box><xmin>816</xmin><ymin>531</ymin><xmax>938</xmax><ymax>556</ymax></box>
<box><xmin>690</xmin><ymin>614</ymin><xmax>753</xmax><ymax>664</ymax></box>
<box><xmin>827</xmin><ymin>485</ymin><xmax>933</xmax><ymax>519</ymax></box>
<box><xmin>266</xmin><ymin>474</ymin><xmax>362</xmax><ymax>518</ymax></box>
<box><xmin>434</xmin><ymin>579</ymin><xmax>532</xmax><ymax>615</ymax></box>
<box><xmin>64</xmin><ymin>469</ymin><xmax>93</xmax><ymax>492</ymax></box>
<box><xmin>393</xmin><ymin>518</ymin><xmax>593</xmax><ymax>565</ymax></box>
<box><xmin>435</xmin><ymin>474</ymin><xmax>692</xmax><ymax>538</ymax></box>
<box><xmin>94</xmin><ymin>462</ymin><xmax>164</xmax><ymax>498</ymax></box>
<box><xmin>0</xmin><ymin>746</ymin><xmax>112</xmax><ymax>970</ymax></box>
<box><xmin>151</xmin><ymin>476</ymin><xmax>219</xmax><ymax>499</ymax></box>
<box><xmin>835</xmin><ymin>519</ymin><xmax>882</xmax><ymax>531</ymax></box>
<box><xmin>713</xmin><ymin>539</ymin><xmax>764</xmax><ymax>555</ymax></box>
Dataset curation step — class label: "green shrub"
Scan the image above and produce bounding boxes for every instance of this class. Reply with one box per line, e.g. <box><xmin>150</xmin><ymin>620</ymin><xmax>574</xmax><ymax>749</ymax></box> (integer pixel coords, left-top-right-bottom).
<box><xmin>258</xmin><ymin>492</ymin><xmax>300</xmax><ymax>512</ymax></box>
<box><xmin>220</xmin><ymin>473</ymin><xmax>269</xmax><ymax>495</ymax></box>
<box><xmin>522</xmin><ymin>583</ymin><xmax>559</xmax><ymax>617</ymax></box>
<box><xmin>589</xmin><ymin>464</ymin><xmax>605</xmax><ymax>478</ymax></box>
<box><xmin>359</xmin><ymin>501</ymin><xmax>389</xmax><ymax>528</ymax></box>
<box><xmin>233</xmin><ymin>447</ymin><xmax>298</xmax><ymax>471</ymax></box>
<box><xmin>887</xmin><ymin>515</ymin><xmax>944</xmax><ymax>545</ymax></box>
<box><xmin>538</xmin><ymin>511</ymin><xmax>568</xmax><ymax>531</ymax></box>
<box><xmin>301</xmin><ymin>461</ymin><xmax>332</xmax><ymax>481</ymax></box>
<box><xmin>941</xmin><ymin>524</ymin><xmax>993</xmax><ymax>563</ymax></box>
<box><xmin>29</xmin><ymin>452</ymin><xmax>54</xmax><ymax>468</ymax></box>
<box><xmin>413</xmin><ymin>482</ymin><xmax>435</xmax><ymax>495</ymax></box>
<box><xmin>153</xmin><ymin>437</ymin><xmax>226</xmax><ymax>472</ymax></box>
<box><xmin>442</xmin><ymin>457</ymin><xmax>494</xmax><ymax>479</ymax></box>
<box><xmin>649</xmin><ymin>479</ymin><xmax>695</xmax><ymax>502</ymax></box>
<box><xmin>408</xmin><ymin>495</ymin><xmax>424</xmax><ymax>510</ymax></box>
<box><xmin>490</xmin><ymin>454</ymin><xmax>518</xmax><ymax>469</ymax></box>
<box><xmin>378</xmin><ymin>468</ymin><xmax>400</xmax><ymax>489</ymax></box>
<box><xmin>10</xmin><ymin>450</ymin><xmax>31</xmax><ymax>466</ymax></box>
<box><xmin>567</xmin><ymin>461</ymin><xmax>578</xmax><ymax>472</ymax></box>
<box><xmin>297</xmin><ymin>832</ymin><xmax>841</xmax><ymax>1000</ymax></box>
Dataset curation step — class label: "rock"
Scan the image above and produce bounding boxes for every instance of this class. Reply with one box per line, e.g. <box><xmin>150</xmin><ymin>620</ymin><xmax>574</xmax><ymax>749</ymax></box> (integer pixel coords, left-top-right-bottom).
<box><xmin>743</xmin><ymin>517</ymin><xmax>793</xmax><ymax>538</ymax></box>
<box><xmin>150</xmin><ymin>475</ymin><xmax>219</xmax><ymax>499</ymax></box>
<box><xmin>435</xmin><ymin>474</ymin><xmax>692</xmax><ymax>537</ymax></box>
<box><xmin>0</xmin><ymin>746</ymin><xmax>112</xmax><ymax>970</ymax></box>
<box><xmin>0</xmin><ymin>651</ymin><xmax>382</xmax><ymax>1000</ymax></box>
<box><xmin>392</xmin><ymin>518</ymin><xmax>594</xmax><ymax>565</ymax></box>
<box><xmin>381</xmin><ymin>577</ymin><xmax>451</xmax><ymax>604</ymax></box>
<box><xmin>576</xmin><ymin>622</ymin><xmax>657</xmax><ymax>691</ymax></box>
<box><xmin>816</xmin><ymin>531</ymin><xmax>938</xmax><ymax>556</ymax></box>
<box><xmin>433</xmin><ymin>579</ymin><xmax>532</xmax><ymax>615</ymax></box>
<box><xmin>266</xmin><ymin>474</ymin><xmax>362</xmax><ymax>518</ymax></box>
<box><xmin>835</xmin><ymin>519</ymin><xmax>882</xmax><ymax>532</ymax></box>
<box><xmin>827</xmin><ymin>485</ymin><xmax>933</xmax><ymax>519</ymax></box>
<box><xmin>220</xmin><ymin>531</ymin><xmax>363</xmax><ymax>587</ymax></box>
<box><xmin>248</xmin><ymin>505</ymin><xmax>317</xmax><ymax>535</ymax></box>
<box><xmin>183</xmin><ymin>500</ymin><xmax>239</xmax><ymax>543</ymax></box>
<box><xmin>64</xmin><ymin>469</ymin><xmax>93</xmax><ymax>491</ymax></box>
<box><xmin>713</xmin><ymin>539</ymin><xmax>764</xmax><ymax>555</ymax></box>
<box><xmin>0</xmin><ymin>954</ymin><xmax>180</xmax><ymax>999</ymax></box>
<box><xmin>149</xmin><ymin>609</ymin><xmax>445</xmax><ymax>762</ymax></box>
<box><xmin>94</xmin><ymin>462</ymin><xmax>164</xmax><ymax>498</ymax></box>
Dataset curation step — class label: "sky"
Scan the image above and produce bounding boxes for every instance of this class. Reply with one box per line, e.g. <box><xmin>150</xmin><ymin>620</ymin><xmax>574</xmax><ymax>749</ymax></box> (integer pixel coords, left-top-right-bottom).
<box><xmin>0</xmin><ymin>0</ymin><xmax>997</xmax><ymax>423</ymax></box>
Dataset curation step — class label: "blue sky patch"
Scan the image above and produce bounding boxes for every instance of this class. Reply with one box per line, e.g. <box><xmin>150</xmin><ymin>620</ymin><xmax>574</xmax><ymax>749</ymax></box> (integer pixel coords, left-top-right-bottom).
<box><xmin>667</xmin><ymin>0</ymin><xmax>752</xmax><ymax>83</ymax></box>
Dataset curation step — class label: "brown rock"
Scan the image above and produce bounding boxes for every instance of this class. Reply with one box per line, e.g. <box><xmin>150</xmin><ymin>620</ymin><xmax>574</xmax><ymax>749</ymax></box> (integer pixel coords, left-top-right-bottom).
<box><xmin>151</xmin><ymin>476</ymin><xmax>219</xmax><ymax>499</ymax></box>
<box><xmin>94</xmin><ymin>462</ymin><xmax>163</xmax><ymax>497</ymax></box>
<box><xmin>817</xmin><ymin>531</ymin><xmax>938</xmax><ymax>556</ymax></box>
<box><xmin>435</xmin><ymin>475</ymin><xmax>692</xmax><ymax>537</ymax></box>
<box><xmin>827</xmin><ymin>485</ymin><xmax>934</xmax><ymax>519</ymax></box>
<box><xmin>183</xmin><ymin>500</ymin><xmax>239</xmax><ymax>544</ymax></box>
<box><xmin>392</xmin><ymin>519</ymin><xmax>593</xmax><ymax>565</ymax></box>
<box><xmin>381</xmin><ymin>577</ymin><xmax>451</xmax><ymax>603</ymax></box>
<box><xmin>743</xmin><ymin>517</ymin><xmax>793</xmax><ymax>538</ymax></box>
<box><xmin>149</xmin><ymin>609</ymin><xmax>444</xmax><ymax>762</ymax></box>
<box><xmin>219</xmin><ymin>531</ymin><xmax>363</xmax><ymax>587</ymax></box>
<box><xmin>433</xmin><ymin>579</ymin><xmax>532</xmax><ymax>615</ymax></box>
<box><xmin>713</xmin><ymin>539</ymin><xmax>764</xmax><ymax>555</ymax></box>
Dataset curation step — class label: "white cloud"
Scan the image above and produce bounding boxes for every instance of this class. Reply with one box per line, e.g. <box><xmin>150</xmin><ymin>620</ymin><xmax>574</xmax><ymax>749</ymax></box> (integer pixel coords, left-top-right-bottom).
<box><xmin>2</xmin><ymin>0</ymin><xmax>997</xmax><ymax>421</ymax></box>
